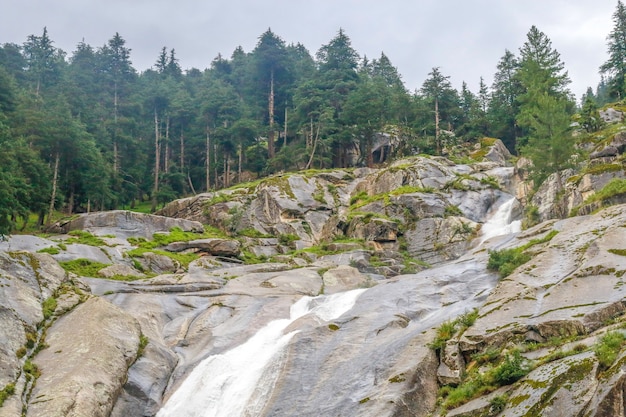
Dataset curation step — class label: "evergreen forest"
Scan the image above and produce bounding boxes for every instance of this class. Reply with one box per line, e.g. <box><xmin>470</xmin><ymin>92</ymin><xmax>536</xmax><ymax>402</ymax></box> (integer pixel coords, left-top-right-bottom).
<box><xmin>2</xmin><ymin>1</ymin><xmax>626</xmax><ymax>235</ymax></box>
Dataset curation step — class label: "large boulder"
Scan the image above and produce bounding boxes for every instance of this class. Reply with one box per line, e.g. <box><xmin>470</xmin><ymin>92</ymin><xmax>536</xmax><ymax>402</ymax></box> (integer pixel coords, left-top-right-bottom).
<box><xmin>48</xmin><ymin>211</ymin><xmax>204</xmax><ymax>238</ymax></box>
<box><xmin>27</xmin><ymin>297</ymin><xmax>142</xmax><ymax>417</ymax></box>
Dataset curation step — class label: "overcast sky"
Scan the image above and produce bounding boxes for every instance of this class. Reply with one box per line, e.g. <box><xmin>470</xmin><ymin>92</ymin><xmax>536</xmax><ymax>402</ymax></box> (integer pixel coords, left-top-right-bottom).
<box><xmin>0</xmin><ymin>1</ymin><xmax>618</xmax><ymax>101</ymax></box>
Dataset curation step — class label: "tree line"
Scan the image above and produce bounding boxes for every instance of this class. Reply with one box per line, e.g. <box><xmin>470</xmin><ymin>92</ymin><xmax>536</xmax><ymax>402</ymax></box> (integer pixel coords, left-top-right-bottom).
<box><xmin>1</xmin><ymin>1</ymin><xmax>626</xmax><ymax>235</ymax></box>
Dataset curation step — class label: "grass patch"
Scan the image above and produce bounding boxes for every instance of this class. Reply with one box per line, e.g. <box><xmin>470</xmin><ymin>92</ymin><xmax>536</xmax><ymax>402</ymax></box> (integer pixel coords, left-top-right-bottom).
<box><xmin>609</xmin><ymin>249</ymin><xmax>626</xmax><ymax>256</ymax></box>
<box><xmin>59</xmin><ymin>258</ymin><xmax>111</xmax><ymax>277</ymax></box>
<box><xmin>595</xmin><ymin>331</ymin><xmax>626</xmax><ymax>370</ymax></box>
<box><xmin>429</xmin><ymin>309</ymin><xmax>479</xmax><ymax>352</ymax></box>
<box><xmin>65</xmin><ymin>230</ymin><xmax>108</xmax><ymax>247</ymax></box>
<box><xmin>487</xmin><ymin>230</ymin><xmax>558</xmax><ymax>278</ymax></box>
<box><xmin>126</xmin><ymin>248</ymin><xmax>198</xmax><ymax>268</ymax></box>
<box><xmin>127</xmin><ymin>226</ymin><xmax>223</xmax><ymax>249</ymax></box>
<box><xmin>42</xmin><ymin>297</ymin><xmax>57</xmax><ymax>319</ymax></box>
<box><xmin>0</xmin><ymin>383</ymin><xmax>15</xmax><ymax>407</ymax></box>
<box><xmin>37</xmin><ymin>246</ymin><xmax>60</xmax><ymax>255</ymax></box>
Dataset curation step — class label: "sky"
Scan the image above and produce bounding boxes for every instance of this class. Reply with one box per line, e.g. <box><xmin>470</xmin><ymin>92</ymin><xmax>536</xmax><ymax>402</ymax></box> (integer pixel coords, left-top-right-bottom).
<box><xmin>0</xmin><ymin>1</ymin><xmax>619</xmax><ymax>102</ymax></box>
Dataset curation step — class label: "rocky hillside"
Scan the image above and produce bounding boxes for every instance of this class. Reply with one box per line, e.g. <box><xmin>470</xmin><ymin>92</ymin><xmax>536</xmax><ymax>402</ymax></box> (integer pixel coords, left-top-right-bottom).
<box><xmin>1</xmin><ymin>137</ymin><xmax>626</xmax><ymax>417</ymax></box>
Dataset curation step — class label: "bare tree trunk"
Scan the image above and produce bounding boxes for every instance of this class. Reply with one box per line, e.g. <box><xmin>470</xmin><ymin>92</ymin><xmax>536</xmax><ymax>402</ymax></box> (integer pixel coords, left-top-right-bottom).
<box><xmin>305</xmin><ymin>121</ymin><xmax>321</xmax><ymax>170</ymax></box>
<box><xmin>268</xmin><ymin>69</ymin><xmax>275</xmax><ymax>158</ymax></box>
<box><xmin>435</xmin><ymin>98</ymin><xmax>441</xmax><ymax>154</ymax></box>
<box><xmin>46</xmin><ymin>151</ymin><xmax>60</xmax><ymax>226</ymax></box>
<box><xmin>164</xmin><ymin>115</ymin><xmax>170</xmax><ymax>174</ymax></box>
<box><xmin>238</xmin><ymin>143</ymin><xmax>242</xmax><ymax>183</ymax></box>
<box><xmin>205</xmin><ymin>129</ymin><xmax>210</xmax><ymax>192</ymax></box>
<box><xmin>180</xmin><ymin>125</ymin><xmax>185</xmax><ymax>171</ymax></box>
<box><xmin>214</xmin><ymin>143</ymin><xmax>218</xmax><ymax>189</ymax></box>
<box><xmin>284</xmin><ymin>107</ymin><xmax>288</xmax><ymax>147</ymax></box>
<box><xmin>151</xmin><ymin>108</ymin><xmax>160</xmax><ymax>212</ymax></box>
<box><xmin>113</xmin><ymin>82</ymin><xmax>119</xmax><ymax>174</ymax></box>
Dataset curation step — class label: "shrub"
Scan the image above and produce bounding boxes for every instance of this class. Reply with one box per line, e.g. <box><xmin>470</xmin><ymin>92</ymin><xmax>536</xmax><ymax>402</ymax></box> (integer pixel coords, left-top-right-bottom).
<box><xmin>487</xmin><ymin>247</ymin><xmax>531</xmax><ymax>277</ymax></box>
<box><xmin>491</xmin><ymin>351</ymin><xmax>530</xmax><ymax>385</ymax></box>
<box><xmin>595</xmin><ymin>331</ymin><xmax>626</xmax><ymax>370</ymax></box>
<box><xmin>0</xmin><ymin>383</ymin><xmax>15</xmax><ymax>407</ymax></box>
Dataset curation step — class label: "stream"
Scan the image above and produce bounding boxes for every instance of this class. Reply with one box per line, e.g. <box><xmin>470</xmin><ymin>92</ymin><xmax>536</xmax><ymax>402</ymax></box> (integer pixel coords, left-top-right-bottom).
<box><xmin>155</xmin><ymin>195</ymin><xmax>522</xmax><ymax>417</ymax></box>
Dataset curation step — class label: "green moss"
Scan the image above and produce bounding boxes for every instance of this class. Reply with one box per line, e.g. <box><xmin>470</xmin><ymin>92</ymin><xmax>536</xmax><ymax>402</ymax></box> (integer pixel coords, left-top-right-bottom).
<box><xmin>37</xmin><ymin>246</ymin><xmax>60</xmax><ymax>255</ymax></box>
<box><xmin>137</xmin><ymin>334</ymin><xmax>149</xmax><ymax>358</ymax></box>
<box><xmin>126</xmin><ymin>248</ymin><xmax>198</xmax><ymax>268</ymax></box>
<box><xmin>66</xmin><ymin>230</ymin><xmax>108</xmax><ymax>247</ymax></box>
<box><xmin>389</xmin><ymin>374</ymin><xmax>406</xmax><ymax>383</ymax></box>
<box><xmin>609</xmin><ymin>249</ymin><xmax>626</xmax><ymax>256</ymax></box>
<box><xmin>328</xmin><ymin>324</ymin><xmax>340</xmax><ymax>331</ymax></box>
<box><xmin>23</xmin><ymin>359</ymin><xmax>41</xmax><ymax>380</ymax></box>
<box><xmin>59</xmin><ymin>258</ymin><xmax>111</xmax><ymax>278</ymax></box>
<box><xmin>359</xmin><ymin>397</ymin><xmax>370</xmax><ymax>404</ymax></box>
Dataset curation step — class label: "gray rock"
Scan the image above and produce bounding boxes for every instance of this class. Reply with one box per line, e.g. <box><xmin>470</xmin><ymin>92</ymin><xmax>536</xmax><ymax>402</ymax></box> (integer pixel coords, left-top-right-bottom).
<box><xmin>165</xmin><ymin>238</ymin><xmax>241</xmax><ymax>256</ymax></box>
<box><xmin>99</xmin><ymin>263</ymin><xmax>145</xmax><ymax>279</ymax></box>
<box><xmin>322</xmin><ymin>265</ymin><xmax>372</xmax><ymax>294</ymax></box>
<box><xmin>27</xmin><ymin>297</ymin><xmax>141</xmax><ymax>417</ymax></box>
<box><xmin>48</xmin><ymin>210</ymin><xmax>204</xmax><ymax>238</ymax></box>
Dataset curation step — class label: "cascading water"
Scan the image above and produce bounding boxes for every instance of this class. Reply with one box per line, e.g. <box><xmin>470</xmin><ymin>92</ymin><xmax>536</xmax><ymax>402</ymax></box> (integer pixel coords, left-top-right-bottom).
<box><xmin>157</xmin><ymin>289</ymin><xmax>367</xmax><ymax>417</ymax></box>
<box><xmin>478</xmin><ymin>196</ymin><xmax>522</xmax><ymax>246</ymax></box>
<box><xmin>156</xmin><ymin>194</ymin><xmax>522</xmax><ymax>417</ymax></box>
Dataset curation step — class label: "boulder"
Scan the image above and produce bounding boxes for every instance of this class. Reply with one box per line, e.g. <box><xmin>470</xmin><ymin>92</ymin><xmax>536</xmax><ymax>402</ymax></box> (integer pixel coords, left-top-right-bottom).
<box><xmin>165</xmin><ymin>238</ymin><xmax>241</xmax><ymax>256</ymax></box>
<box><xmin>599</xmin><ymin>107</ymin><xmax>624</xmax><ymax>123</ymax></box>
<box><xmin>346</xmin><ymin>217</ymin><xmax>398</xmax><ymax>242</ymax></box>
<box><xmin>47</xmin><ymin>211</ymin><xmax>204</xmax><ymax>238</ymax></box>
<box><xmin>99</xmin><ymin>264</ymin><xmax>146</xmax><ymax>279</ymax></box>
<box><xmin>322</xmin><ymin>265</ymin><xmax>372</xmax><ymax>294</ymax></box>
<box><xmin>27</xmin><ymin>297</ymin><xmax>142</xmax><ymax>417</ymax></box>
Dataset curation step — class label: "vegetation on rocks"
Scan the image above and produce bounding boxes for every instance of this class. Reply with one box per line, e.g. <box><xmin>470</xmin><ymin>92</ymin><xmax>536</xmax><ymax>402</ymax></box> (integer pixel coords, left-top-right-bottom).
<box><xmin>487</xmin><ymin>230</ymin><xmax>558</xmax><ymax>277</ymax></box>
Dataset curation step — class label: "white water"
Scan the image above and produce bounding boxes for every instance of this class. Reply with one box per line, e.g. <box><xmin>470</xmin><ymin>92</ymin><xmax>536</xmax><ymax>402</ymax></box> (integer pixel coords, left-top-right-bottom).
<box><xmin>157</xmin><ymin>289</ymin><xmax>367</xmax><ymax>417</ymax></box>
<box><xmin>479</xmin><ymin>196</ymin><xmax>521</xmax><ymax>245</ymax></box>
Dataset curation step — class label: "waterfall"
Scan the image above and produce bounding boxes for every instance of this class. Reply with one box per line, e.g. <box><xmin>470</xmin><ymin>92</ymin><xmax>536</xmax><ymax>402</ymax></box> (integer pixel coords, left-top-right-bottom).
<box><xmin>478</xmin><ymin>196</ymin><xmax>522</xmax><ymax>245</ymax></box>
<box><xmin>157</xmin><ymin>289</ymin><xmax>367</xmax><ymax>417</ymax></box>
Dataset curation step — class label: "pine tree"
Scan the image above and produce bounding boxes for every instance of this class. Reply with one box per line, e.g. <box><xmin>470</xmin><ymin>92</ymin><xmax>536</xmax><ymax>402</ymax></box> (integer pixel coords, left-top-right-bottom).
<box><xmin>600</xmin><ymin>0</ymin><xmax>626</xmax><ymax>99</ymax></box>
<box><xmin>420</xmin><ymin>67</ymin><xmax>455</xmax><ymax>153</ymax></box>
<box><xmin>489</xmin><ymin>49</ymin><xmax>522</xmax><ymax>152</ymax></box>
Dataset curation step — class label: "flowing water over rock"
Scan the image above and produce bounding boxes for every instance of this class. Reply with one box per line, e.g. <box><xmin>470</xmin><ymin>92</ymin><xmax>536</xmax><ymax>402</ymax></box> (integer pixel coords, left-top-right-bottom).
<box><xmin>153</xmin><ymin>194</ymin><xmax>522</xmax><ymax>417</ymax></box>
<box><xmin>157</xmin><ymin>290</ymin><xmax>366</xmax><ymax>417</ymax></box>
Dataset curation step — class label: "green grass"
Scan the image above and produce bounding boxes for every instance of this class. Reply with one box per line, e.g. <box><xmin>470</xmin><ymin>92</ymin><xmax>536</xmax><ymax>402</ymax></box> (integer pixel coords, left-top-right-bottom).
<box><xmin>0</xmin><ymin>383</ymin><xmax>15</xmax><ymax>407</ymax></box>
<box><xmin>37</xmin><ymin>246</ymin><xmax>60</xmax><ymax>255</ymax></box>
<box><xmin>59</xmin><ymin>258</ymin><xmax>111</xmax><ymax>277</ymax></box>
<box><xmin>595</xmin><ymin>331</ymin><xmax>626</xmax><ymax>370</ymax></box>
<box><xmin>127</xmin><ymin>226</ymin><xmax>227</xmax><ymax>250</ymax></box>
<box><xmin>571</xmin><ymin>178</ymin><xmax>626</xmax><ymax>216</ymax></box>
<box><xmin>126</xmin><ymin>248</ymin><xmax>199</xmax><ymax>268</ymax></box>
<box><xmin>42</xmin><ymin>297</ymin><xmax>57</xmax><ymax>319</ymax></box>
<box><xmin>487</xmin><ymin>230</ymin><xmax>558</xmax><ymax>277</ymax></box>
<box><xmin>65</xmin><ymin>230</ymin><xmax>108</xmax><ymax>247</ymax></box>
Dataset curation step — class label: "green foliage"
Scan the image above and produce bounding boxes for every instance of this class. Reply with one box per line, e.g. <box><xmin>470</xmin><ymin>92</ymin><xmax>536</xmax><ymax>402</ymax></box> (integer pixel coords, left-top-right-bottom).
<box><xmin>595</xmin><ymin>331</ymin><xmax>626</xmax><ymax>370</ymax></box>
<box><xmin>489</xmin><ymin>394</ymin><xmax>509</xmax><ymax>414</ymax></box>
<box><xmin>429</xmin><ymin>309</ymin><xmax>479</xmax><ymax>352</ymax></box>
<box><xmin>487</xmin><ymin>247</ymin><xmax>531</xmax><ymax>277</ymax></box>
<box><xmin>488</xmin><ymin>230</ymin><xmax>558</xmax><ymax>277</ymax></box>
<box><xmin>66</xmin><ymin>230</ymin><xmax>108</xmax><ymax>247</ymax></box>
<box><xmin>42</xmin><ymin>296</ymin><xmax>57</xmax><ymax>319</ymax></box>
<box><xmin>23</xmin><ymin>359</ymin><xmax>41</xmax><ymax>380</ymax></box>
<box><xmin>278</xmin><ymin>233</ymin><xmax>299</xmax><ymax>246</ymax></box>
<box><xmin>37</xmin><ymin>246</ymin><xmax>60</xmax><ymax>255</ymax></box>
<box><xmin>444</xmin><ymin>205</ymin><xmax>463</xmax><ymax>217</ymax></box>
<box><xmin>59</xmin><ymin>258</ymin><xmax>110</xmax><ymax>277</ymax></box>
<box><xmin>491</xmin><ymin>351</ymin><xmax>530</xmax><ymax>385</ymax></box>
<box><xmin>0</xmin><ymin>383</ymin><xmax>15</xmax><ymax>407</ymax></box>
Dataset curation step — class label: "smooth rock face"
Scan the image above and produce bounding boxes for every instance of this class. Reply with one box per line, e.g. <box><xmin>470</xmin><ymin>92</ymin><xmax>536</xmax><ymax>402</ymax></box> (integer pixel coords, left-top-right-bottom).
<box><xmin>27</xmin><ymin>297</ymin><xmax>141</xmax><ymax>417</ymax></box>
<box><xmin>48</xmin><ymin>210</ymin><xmax>204</xmax><ymax>238</ymax></box>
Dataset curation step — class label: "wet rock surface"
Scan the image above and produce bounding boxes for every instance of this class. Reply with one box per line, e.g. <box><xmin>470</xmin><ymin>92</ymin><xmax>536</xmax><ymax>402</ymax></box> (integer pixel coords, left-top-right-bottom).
<box><xmin>2</xmin><ymin>142</ymin><xmax>626</xmax><ymax>416</ymax></box>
